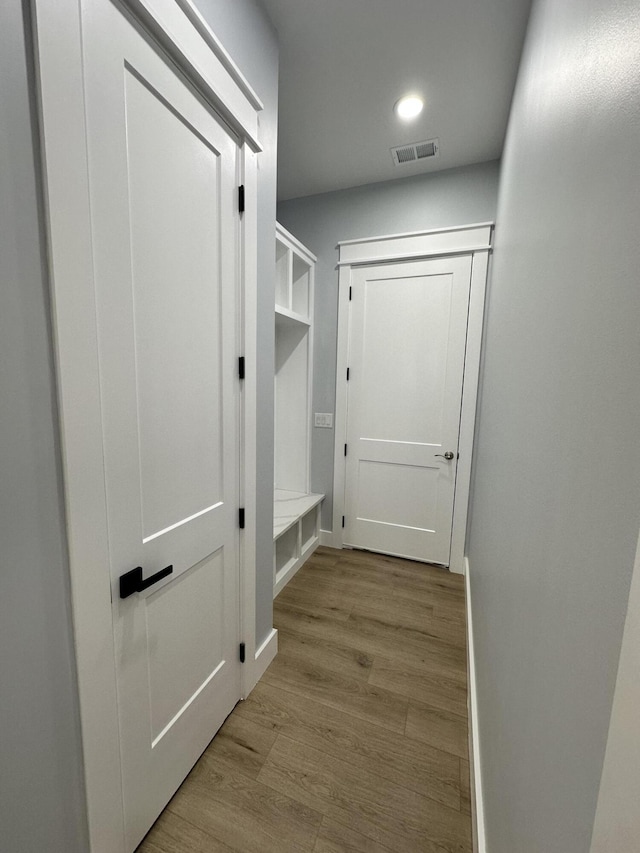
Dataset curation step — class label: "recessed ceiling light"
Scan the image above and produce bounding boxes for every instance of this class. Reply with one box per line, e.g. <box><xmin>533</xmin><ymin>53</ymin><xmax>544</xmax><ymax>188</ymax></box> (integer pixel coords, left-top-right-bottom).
<box><xmin>394</xmin><ymin>95</ymin><xmax>424</xmax><ymax>121</ymax></box>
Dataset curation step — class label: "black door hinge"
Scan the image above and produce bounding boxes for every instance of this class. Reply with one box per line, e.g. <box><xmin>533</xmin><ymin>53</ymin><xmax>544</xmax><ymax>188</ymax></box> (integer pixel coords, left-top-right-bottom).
<box><xmin>238</xmin><ymin>356</ymin><xmax>245</xmax><ymax>380</ymax></box>
<box><xmin>239</xmin><ymin>642</ymin><xmax>246</xmax><ymax>663</ymax></box>
<box><xmin>239</xmin><ymin>507</ymin><xmax>245</xmax><ymax>529</ymax></box>
<box><xmin>238</xmin><ymin>185</ymin><xmax>245</xmax><ymax>213</ymax></box>
<box><xmin>344</xmin><ymin>443</ymin><xmax>347</xmax><ymax>456</ymax></box>
<box><xmin>349</xmin><ymin>286</ymin><xmax>352</xmax><ymax>300</ymax></box>
<box><xmin>346</xmin><ymin>367</ymin><xmax>350</xmax><ymax>381</ymax></box>
<box><xmin>342</xmin><ymin>516</ymin><xmax>345</xmax><ymax>528</ymax></box>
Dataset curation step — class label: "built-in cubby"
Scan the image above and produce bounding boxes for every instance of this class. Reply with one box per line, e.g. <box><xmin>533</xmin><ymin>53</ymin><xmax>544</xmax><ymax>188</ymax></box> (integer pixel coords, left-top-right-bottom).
<box><xmin>273</xmin><ymin>223</ymin><xmax>323</xmax><ymax>596</ymax></box>
<box><xmin>274</xmin><ymin>523</ymin><xmax>298</xmax><ymax>582</ymax></box>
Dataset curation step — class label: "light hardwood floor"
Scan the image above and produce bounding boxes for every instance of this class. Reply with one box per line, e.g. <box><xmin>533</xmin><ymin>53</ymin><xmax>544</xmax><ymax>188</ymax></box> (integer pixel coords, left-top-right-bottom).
<box><xmin>138</xmin><ymin>546</ymin><xmax>472</xmax><ymax>853</ymax></box>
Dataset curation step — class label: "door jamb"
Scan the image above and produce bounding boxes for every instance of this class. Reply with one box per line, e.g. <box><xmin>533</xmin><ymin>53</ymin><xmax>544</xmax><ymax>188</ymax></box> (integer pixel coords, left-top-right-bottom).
<box><xmin>331</xmin><ymin>224</ymin><xmax>493</xmax><ymax>574</ymax></box>
<box><xmin>31</xmin><ymin>1</ymin><xmax>262</xmax><ymax>849</ymax></box>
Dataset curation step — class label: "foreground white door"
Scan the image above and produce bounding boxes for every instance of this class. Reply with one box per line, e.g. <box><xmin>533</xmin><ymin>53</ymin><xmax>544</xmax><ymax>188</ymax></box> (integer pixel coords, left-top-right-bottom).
<box><xmin>343</xmin><ymin>256</ymin><xmax>472</xmax><ymax>565</ymax></box>
<box><xmin>82</xmin><ymin>2</ymin><xmax>241</xmax><ymax>847</ymax></box>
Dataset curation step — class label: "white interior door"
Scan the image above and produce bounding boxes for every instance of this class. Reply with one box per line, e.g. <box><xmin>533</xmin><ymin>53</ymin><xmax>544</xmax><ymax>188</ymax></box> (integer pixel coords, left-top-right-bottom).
<box><xmin>82</xmin><ymin>2</ymin><xmax>241</xmax><ymax>848</ymax></box>
<box><xmin>344</xmin><ymin>256</ymin><xmax>472</xmax><ymax>565</ymax></box>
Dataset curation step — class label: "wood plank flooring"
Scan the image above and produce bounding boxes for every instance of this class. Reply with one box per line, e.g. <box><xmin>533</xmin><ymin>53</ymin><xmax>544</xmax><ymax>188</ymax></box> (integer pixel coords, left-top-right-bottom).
<box><xmin>138</xmin><ymin>546</ymin><xmax>472</xmax><ymax>853</ymax></box>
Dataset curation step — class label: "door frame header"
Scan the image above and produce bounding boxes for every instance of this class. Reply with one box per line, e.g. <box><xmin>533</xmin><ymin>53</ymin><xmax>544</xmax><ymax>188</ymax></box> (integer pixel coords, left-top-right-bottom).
<box><xmin>123</xmin><ymin>0</ymin><xmax>263</xmax><ymax>150</ymax></box>
<box><xmin>331</xmin><ymin>224</ymin><xmax>493</xmax><ymax>574</ymax></box>
<box><xmin>336</xmin><ymin>222</ymin><xmax>493</xmax><ymax>266</ymax></box>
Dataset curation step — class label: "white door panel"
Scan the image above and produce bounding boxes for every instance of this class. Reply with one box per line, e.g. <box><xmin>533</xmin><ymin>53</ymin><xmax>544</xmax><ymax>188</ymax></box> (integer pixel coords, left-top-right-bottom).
<box><xmin>344</xmin><ymin>256</ymin><xmax>472</xmax><ymax>565</ymax></box>
<box><xmin>82</xmin><ymin>1</ymin><xmax>241</xmax><ymax>848</ymax></box>
<box><xmin>126</xmin><ymin>68</ymin><xmax>225</xmax><ymax>543</ymax></box>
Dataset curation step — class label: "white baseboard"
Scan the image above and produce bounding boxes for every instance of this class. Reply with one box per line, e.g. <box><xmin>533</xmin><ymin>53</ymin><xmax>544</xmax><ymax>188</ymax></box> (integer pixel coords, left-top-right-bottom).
<box><xmin>251</xmin><ymin>627</ymin><xmax>277</xmax><ymax>687</ymax></box>
<box><xmin>465</xmin><ymin>556</ymin><xmax>487</xmax><ymax>853</ymax></box>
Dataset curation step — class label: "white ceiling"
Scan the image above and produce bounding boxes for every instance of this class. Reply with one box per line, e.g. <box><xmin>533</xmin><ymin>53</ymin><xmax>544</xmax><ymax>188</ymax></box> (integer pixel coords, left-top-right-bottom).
<box><xmin>261</xmin><ymin>0</ymin><xmax>533</xmax><ymax>201</ymax></box>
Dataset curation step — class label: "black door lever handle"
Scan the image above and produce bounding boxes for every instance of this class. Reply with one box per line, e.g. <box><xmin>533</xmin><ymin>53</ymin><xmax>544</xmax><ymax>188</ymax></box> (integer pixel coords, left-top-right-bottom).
<box><xmin>119</xmin><ymin>564</ymin><xmax>173</xmax><ymax>599</ymax></box>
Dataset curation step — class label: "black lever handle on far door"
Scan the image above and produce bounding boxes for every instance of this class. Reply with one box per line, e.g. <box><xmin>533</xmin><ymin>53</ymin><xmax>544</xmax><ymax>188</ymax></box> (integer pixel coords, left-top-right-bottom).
<box><xmin>119</xmin><ymin>564</ymin><xmax>173</xmax><ymax>599</ymax></box>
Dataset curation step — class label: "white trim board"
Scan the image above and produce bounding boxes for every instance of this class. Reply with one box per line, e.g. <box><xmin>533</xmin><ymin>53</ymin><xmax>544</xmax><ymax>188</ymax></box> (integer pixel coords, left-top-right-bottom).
<box><xmin>466</xmin><ymin>557</ymin><xmax>487</xmax><ymax>853</ymax></box>
<box><xmin>252</xmin><ymin>628</ymin><xmax>278</xmax><ymax>685</ymax></box>
<box><xmin>450</xmin><ymin>250</ymin><xmax>489</xmax><ymax>573</ymax></box>
<box><xmin>337</xmin><ymin>223</ymin><xmax>492</xmax><ymax>267</ymax></box>
<box><xmin>336</xmin><ymin>247</ymin><xmax>494</xmax><ymax>267</ymax></box>
<box><xmin>337</xmin><ymin>222</ymin><xmax>495</xmax><ymax>246</ymax></box>
<box><xmin>31</xmin><ymin>2</ymin><xmax>261</xmax><ymax>849</ymax></box>
<box><xmin>124</xmin><ymin>0</ymin><xmax>262</xmax><ymax>150</ymax></box>
<box><xmin>173</xmin><ymin>0</ymin><xmax>263</xmax><ymax>110</ymax></box>
<box><xmin>331</xmin><ymin>224</ymin><xmax>492</xmax><ymax>572</ymax></box>
<box><xmin>277</xmin><ymin>221</ymin><xmax>318</xmax><ymax>265</ymax></box>
<box><xmin>238</xmin><ymin>143</ymin><xmax>260</xmax><ymax>700</ymax></box>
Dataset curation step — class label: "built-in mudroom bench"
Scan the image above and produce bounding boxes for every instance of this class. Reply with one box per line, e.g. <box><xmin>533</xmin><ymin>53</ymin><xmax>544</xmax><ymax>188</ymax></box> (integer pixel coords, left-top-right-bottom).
<box><xmin>274</xmin><ymin>490</ymin><xmax>323</xmax><ymax>595</ymax></box>
<box><xmin>273</xmin><ymin>223</ymin><xmax>324</xmax><ymax>596</ymax></box>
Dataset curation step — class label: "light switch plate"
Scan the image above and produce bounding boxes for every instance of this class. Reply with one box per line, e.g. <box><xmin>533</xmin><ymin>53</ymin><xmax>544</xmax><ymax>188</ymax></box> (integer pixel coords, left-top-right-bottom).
<box><xmin>314</xmin><ymin>413</ymin><xmax>334</xmax><ymax>428</ymax></box>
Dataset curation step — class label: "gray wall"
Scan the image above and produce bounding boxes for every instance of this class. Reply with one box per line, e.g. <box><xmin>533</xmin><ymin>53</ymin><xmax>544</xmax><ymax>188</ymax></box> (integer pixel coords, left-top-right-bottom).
<box><xmin>277</xmin><ymin>161</ymin><xmax>500</xmax><ymax>529</ymax></box>
<box><xmin>468</xmin><ymin>0</ymin><xmax>640</xmax><ymax>850</ymax></box>
<box><xmin>0</xmin><ymin>2</ymin><xmax>88</xmax><ymax>850</ymax></box>
<box><xmin>190</xmin><ymin>0</ymin><xmax>279</xmax><ymax>646</ymax></box>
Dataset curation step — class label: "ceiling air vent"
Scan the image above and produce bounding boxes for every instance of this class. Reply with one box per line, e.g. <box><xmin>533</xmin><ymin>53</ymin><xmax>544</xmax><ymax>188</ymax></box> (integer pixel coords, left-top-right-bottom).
<box><xmin>390</xmin><ymin>138</ymin><xmax>440</xmax><ymax>166</ymax></box>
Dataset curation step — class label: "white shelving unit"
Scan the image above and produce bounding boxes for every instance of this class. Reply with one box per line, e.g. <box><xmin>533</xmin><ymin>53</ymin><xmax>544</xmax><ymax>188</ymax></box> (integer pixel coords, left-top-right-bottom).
<box><xmin>274</xmin><ymin>223</ymin><xmax>323</xmax><ymax>596</ymax></box>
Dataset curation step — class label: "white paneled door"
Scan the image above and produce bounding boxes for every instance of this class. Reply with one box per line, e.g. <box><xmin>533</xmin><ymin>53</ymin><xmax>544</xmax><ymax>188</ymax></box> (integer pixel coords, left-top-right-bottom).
<box><xmin>82</xmin><ymin>2</ymin><xmax>241</xmax><ymax>848</ymax></box>
<box><xmin>344</xmin><ymin>256</ymin><xmax>472</xmax><ymax>565</ymax></box>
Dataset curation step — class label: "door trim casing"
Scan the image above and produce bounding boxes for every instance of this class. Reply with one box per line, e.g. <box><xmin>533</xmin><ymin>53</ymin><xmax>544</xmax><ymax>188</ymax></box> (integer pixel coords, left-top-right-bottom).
<box><xmin>31</xmin><ymin>1</ymin><xmax>261</xmax><ymax>850</ymax></box>
<box><xmin>331</xmin><ymin>224</ymin><xmax>493</xmax><ymax>574</ymax></box>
